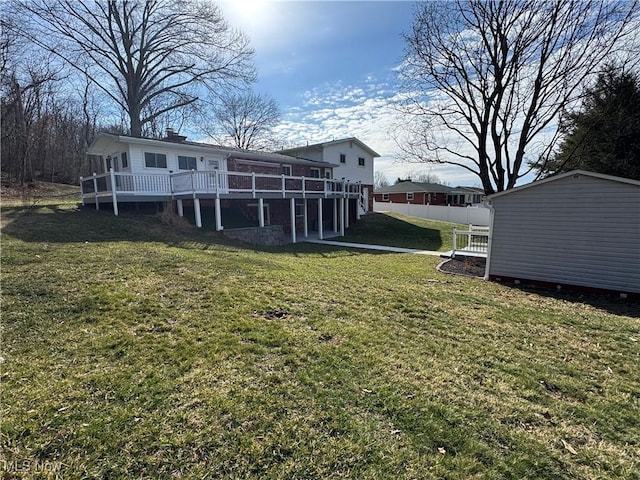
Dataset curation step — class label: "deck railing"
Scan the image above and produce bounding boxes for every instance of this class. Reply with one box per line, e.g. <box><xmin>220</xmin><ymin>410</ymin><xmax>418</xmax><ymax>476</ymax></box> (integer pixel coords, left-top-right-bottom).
<box><xmin>452</xmin><ymin>225</ymin><xmax>490</xmax><ymax>257</ymax></box>
<box><xmin>80</xmin><ymin>169</ymin><xmax>361</xmax><ymax>202</ymax></box>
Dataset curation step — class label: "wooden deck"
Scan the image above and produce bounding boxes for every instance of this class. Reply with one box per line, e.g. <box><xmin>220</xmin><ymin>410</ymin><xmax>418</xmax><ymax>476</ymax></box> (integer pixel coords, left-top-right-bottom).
<box><xmin>80</xmin><ymin>169</ymin><xmax>362</xmax><ymax>204</ymax></box>
<box><xmin>80</xmin><ymin>169</ymin><xmax>365</xmax><ymax>242</ymax></box>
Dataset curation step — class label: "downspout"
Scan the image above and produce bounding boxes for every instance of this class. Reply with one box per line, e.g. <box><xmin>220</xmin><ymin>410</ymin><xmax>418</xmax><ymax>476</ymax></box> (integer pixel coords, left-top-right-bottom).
<box><xmin>484</xmin><ymin>200</ymin><xmax>495</xmax><ymax>281</ymax></box>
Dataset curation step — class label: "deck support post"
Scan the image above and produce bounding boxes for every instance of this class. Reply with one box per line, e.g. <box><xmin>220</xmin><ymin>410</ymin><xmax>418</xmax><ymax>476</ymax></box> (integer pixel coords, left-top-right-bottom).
<box><xmin>339</xmin><ymin>197</ymin><xmax>345</xmax><ymax>237</ymax></box>
<box><xmin>303</xmin><ymin>198</ymin><xmax>308</xmax><ymax>237</ymax></box>
<box><xmin>110</xmin><ymin>168</ymin><xmax>119</xmax><ymax>216</ymax></box>
<box><xmin>93</xmin><ymin>173</ymin><xmax>99</xmax><ymax>210</ymax></box>
<box><xmin>215</xmin><ymin>197</ymin><xmax>223</xmax><ymax>231</ymax></box>
<box><xmin>258</xmin><ymin>198</ymin><xmax>265</xmax><ymax>227</ymax></box>
<box><xmin>333</xmin><ymin>199</ymin><xmax>338</xmax><ymax>232</ymax></box>
<box><xmin>176</xmin><ymin>199</ymin><xmax>184</xmax><ymax>217</ymax></box>
<box><xmin>344</xmin><ymin>197</ymin><xmax>349</xmax><ymax>229</ymax></box>
<box><xmin>318</xmin><ymin>198</ymin><xmax>324</xmax><ymax>240</ymax></box>
<box><xmin>290</xmin><ymin>197</ymin><xmax>296</xmax><ymax>243</ymax></box>
<box><xmin>194</xmin><ymin>198</ymin><xmax>202</xmax><ymax>228</ymax></box>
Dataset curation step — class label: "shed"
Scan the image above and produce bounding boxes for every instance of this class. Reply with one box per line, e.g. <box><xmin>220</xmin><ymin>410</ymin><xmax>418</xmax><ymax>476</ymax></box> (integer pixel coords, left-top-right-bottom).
<box><xmin>485</xmin><ymin>170</ymin><xmax>640</xmax><ymax>295</ymax></box>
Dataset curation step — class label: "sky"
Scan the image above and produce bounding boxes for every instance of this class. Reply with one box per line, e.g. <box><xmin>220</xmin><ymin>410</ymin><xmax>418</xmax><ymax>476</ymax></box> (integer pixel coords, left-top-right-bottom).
<box><xmin>218</xmin><ymin>0</ymin><xmax>483</xmax><ymax>187</ymax></box>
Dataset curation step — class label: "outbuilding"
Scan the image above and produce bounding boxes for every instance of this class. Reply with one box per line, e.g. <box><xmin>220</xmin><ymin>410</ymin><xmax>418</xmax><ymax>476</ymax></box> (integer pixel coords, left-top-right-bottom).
<box><xmin>485</xmin><ymin>170</ymin><xmax>640</xmax><ymax>296</ymax></box>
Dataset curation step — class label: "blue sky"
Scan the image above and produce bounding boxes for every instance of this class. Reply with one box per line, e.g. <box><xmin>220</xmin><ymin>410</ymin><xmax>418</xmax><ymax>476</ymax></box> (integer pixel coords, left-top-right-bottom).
<box><xmin>219</xmin><ymin>0</ymin><xmax>482</xmax><ymax>186</ymax></box>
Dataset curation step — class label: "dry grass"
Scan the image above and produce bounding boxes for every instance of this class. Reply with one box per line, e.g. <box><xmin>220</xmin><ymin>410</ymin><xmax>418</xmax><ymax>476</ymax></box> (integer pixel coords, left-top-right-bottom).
<box><xmin>1</xmin><ymin>199</ymin><xmax>639</xmax><ymax>479</ymax></box>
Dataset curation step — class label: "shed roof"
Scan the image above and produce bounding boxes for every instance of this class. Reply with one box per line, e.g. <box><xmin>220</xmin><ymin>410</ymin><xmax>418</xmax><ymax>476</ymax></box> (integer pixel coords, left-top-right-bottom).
<box><xmin>488</xmin><ymin>170</ymin><xmax>640</xmax><ymax>200</ymax></box>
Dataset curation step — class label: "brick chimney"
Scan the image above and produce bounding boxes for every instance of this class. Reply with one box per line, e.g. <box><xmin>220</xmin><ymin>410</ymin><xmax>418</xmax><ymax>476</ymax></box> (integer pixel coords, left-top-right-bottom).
<box><xmin>163</xmin><ymin>128</ymin><xmax>187</xmax><ymax>143</ymax></box>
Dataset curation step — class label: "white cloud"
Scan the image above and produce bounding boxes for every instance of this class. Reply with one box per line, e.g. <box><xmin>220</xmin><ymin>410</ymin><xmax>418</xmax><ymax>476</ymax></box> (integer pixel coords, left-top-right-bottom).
<box><xmin>272</xmin><ymin>77</ymin><xmax>486</xmax><ymax>187</ymax></box>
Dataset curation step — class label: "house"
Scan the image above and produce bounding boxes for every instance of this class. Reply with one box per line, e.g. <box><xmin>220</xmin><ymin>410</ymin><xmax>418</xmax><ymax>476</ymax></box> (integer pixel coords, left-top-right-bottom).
<box><xmin>485</xmin><ymin>170</ymin><xmax>640</xmax><ymax>296</ymax></box>
<box><xmin>81</xmin><ymin>131</ymin><xmax>368</xmax><ymax>244</ymax></box>
<box><xmin>374</xmin><ymin>182</ymin><xmax>483</xmax><ymax>206</ymax></box>
<box><xmin>278</xmin><ymin>138</ymin><xmax>379</xmax><ymax>213</ymax></box>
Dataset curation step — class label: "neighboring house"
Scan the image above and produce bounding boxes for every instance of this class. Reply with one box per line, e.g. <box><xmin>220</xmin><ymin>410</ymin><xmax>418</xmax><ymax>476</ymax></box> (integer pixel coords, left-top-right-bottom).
<box><xmin>485</xmin><ymin>170</ymin><xmax>640</xmax><ymax>296</ymax></box>
<box><xmin>374</xmin><ymin>182</ymin><xmax>484</xmax><ymax>206</ymax></box>
<box><xmin>82</xmin><ymin>131</ymin><xmax>366</xmax><ymax>243</ymax></box>
<box><xmin>279</xmin><ymin>137</ymin><xmax>379</xmax><ymax>214</ymax></box>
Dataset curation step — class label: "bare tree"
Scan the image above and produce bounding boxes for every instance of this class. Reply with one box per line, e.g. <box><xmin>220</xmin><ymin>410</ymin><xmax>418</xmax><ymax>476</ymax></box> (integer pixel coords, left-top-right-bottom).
<box><xmin>12</xmin><ymin>0</ymin><xmax>255</xmax><ymax>137</ymax></box>
<box><xmin>204</xmin><ymin>91</ymin><xmax>281</xmax><ymax>150</ymax></box>
<box><xmin>374</xmin><ymin>171</ymin><xmax>389</xmax><ymax>189</ymax></box>
<box><xmin>397</xmin><ymin>0</ymin><xmax>639</xmax><ymax>194</ymax></box>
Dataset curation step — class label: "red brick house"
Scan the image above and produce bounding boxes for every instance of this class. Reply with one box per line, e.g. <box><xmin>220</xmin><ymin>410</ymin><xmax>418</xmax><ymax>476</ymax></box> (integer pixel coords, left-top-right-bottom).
<box><xmin>374</xmin><ymin>182</ymin><xmax>483</xmax><ymax>206</ymax></box>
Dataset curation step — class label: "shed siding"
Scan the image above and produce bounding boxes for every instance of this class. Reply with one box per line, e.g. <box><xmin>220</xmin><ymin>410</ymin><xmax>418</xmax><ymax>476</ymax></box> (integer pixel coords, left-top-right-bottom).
<box><xmin>489</xmin><ymin>175</ymin><xmax>640</xmax><ymax>293</ymax></box>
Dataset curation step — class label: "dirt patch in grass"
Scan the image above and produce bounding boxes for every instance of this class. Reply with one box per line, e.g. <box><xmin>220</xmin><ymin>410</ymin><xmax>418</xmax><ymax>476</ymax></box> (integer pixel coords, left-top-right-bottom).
<box><xmin>255</xmin><ymin>308</ymin><xmax>291</xmax><ymax>320</ymax></box>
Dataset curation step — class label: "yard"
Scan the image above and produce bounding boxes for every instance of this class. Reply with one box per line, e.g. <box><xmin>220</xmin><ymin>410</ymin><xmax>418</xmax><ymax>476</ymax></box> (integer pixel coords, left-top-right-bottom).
<box><xmin>1</xmin><ymin>196</ymin><xmax>639</xmax><ymax>479</ymax></box>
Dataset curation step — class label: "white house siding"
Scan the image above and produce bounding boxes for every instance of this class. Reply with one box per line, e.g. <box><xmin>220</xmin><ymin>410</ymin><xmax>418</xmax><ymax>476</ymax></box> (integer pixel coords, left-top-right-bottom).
<box><xmin>322</xmin><ymin>142</ymin><xmax>374</xmax><ymax>185</ymax></box>
<box><xmin>128</xmin><ymin>144</ymin><xmax>225</xmax><ymax>175</ymax></box>
<box><xmin>488</xmin><ymin>173</ymin><xmax>640</xmax><ymax>294</ymax></box>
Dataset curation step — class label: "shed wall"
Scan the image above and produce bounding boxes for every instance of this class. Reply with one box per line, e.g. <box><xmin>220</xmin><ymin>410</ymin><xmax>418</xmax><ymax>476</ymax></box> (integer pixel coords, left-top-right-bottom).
<box><xmin>488</xmin><ymin>174</ymin><xmax>640</xmax><ymax>293</ymax></box>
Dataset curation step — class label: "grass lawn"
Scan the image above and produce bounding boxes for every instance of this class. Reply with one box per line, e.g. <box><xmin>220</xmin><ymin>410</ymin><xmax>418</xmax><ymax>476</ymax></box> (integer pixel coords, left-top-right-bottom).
<box><xmin>1</xmin><ymin>198</ymin><xmax>639</xmax><ymax>479</ymax></box>
<box><xmin>336</xmin><ymin>212</ymin><xmax>462</xmax><ymax>251</ymax></box>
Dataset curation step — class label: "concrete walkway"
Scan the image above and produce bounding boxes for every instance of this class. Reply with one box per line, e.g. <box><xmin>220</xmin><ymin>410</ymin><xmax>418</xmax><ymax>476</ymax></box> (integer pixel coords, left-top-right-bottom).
<box><xmin>304</xmin><ymin>239</ymin><xmax>446</xmax><ymax>256</ymax></box>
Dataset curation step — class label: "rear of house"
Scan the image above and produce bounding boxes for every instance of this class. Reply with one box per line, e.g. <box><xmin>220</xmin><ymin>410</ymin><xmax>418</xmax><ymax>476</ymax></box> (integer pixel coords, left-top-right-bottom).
<box><xmin>82</xmin><ymin>132</ymin><xmax>366</xmax><ymax>244</ymax></box>
<box><xmin>486</xmin><ymin>170</ymin><xmax>640</xmax><ymax>295</ymax></box>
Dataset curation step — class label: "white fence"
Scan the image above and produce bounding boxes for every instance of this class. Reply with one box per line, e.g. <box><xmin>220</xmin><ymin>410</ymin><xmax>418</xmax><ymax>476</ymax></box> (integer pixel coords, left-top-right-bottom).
<box><xmin>373</xmin><ymin>201</ymin><xmax>490</xmax><ymax>226</ymax></box>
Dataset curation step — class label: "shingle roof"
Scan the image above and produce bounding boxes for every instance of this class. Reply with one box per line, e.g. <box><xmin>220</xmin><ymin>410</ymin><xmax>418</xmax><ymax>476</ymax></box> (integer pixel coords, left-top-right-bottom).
<box><xmin>374</xmin><ymin>182</ymin><xmax>453</xmax><ymax>194</ymax></box>
<box><xmin>279</xmin><ymin>137</ymin><xmax>380</xmax><ymax>158</ymax></box>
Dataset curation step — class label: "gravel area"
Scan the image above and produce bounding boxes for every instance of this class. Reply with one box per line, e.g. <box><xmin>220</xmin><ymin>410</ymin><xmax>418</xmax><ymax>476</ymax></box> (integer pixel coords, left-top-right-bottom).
<box><xmin>438</xmin><ymin>256</ymin><xmax>486</xmax><ymax>278</ymax></box>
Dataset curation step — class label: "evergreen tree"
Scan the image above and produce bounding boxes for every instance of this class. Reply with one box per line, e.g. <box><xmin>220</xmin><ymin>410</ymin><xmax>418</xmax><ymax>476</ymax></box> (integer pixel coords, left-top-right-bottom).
<box><xmin>540</xmin><ymin>66</ymin><xmax>640</xmax><ymax>180</ymax></box>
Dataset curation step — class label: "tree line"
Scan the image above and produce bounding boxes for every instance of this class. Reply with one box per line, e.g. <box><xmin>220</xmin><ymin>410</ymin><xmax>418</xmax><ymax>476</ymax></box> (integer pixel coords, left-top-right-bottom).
<box><xmin>1</xmin><ymin>0</ymin><xmax>282</xmax><ymax>186</ymax></box>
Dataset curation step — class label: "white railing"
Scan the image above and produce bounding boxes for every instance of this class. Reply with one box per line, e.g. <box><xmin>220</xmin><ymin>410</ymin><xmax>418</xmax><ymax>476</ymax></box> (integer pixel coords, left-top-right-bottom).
<box><xmin>452</xmin><ymin>225</ymin><xmax>490</xmax><ymax>256</ymax></box>
<box><xmin>80</xmin><ymin>169</ymin><xmax>361</xmax><ymax>200</ymax></box>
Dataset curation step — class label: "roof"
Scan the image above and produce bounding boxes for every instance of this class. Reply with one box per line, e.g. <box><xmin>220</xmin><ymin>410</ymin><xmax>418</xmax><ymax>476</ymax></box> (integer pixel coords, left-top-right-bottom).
<box><xmin>487</xmin><ymin>170</ymin><xmax>640</xmax><ymax>201</ymax></box>
<box><xmin>88</xmin><ymin>133</ymin><xmax>337</xmax><ymax>168</ymax></box>
<box><xmin>374</xmin><ymin>182</ymin><xmax>453</xmax><ymax>194</ymax></box>
<box><xmin>279</xmin><ymin>137</ymin><xmax>380</xmax><ymax>158</ymax></box>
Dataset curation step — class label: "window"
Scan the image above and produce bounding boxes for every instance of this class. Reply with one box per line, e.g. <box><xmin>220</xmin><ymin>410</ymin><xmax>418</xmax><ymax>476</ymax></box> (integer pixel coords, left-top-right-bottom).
<box><xmin>325</xmin><ymin>170</ymin><xmax>332</xmax><ymax>179</ymax></box>
<box><xmin>295</xmin><ymin>202</ymin><xmax>304</xmax><ymax>217</ymax></box>
<box><xmin>382</xmin><ymin>193</ymin><xmax>389</xmax><ymax>201</ymax></box>
<box><xmin>121</xmin><ymin>152</ymin><xmax>128</xmax><ymax>169</ymax></box>
<box><xmin>358</xmin><ymin>157</ymin><xmax>365</xmax><ymax>167</ymax></box>
<box><xmin>282</xmin><ymin>165</ymin><xmax>292</xmax><ymax>176</ymax></box>
<box><xmin>310</xmin><ymin>168</ymin><xmax>321</xmax><ymax>178</ymax></box>
<box><xmin>339</xmin><ymin>154</ymin><xmax>346</xmax><ymax>164</ymax></box>
<box><xmin>144</xmin><ymin>152</ymin><xmax>167</xmax><ymax>168</ymax></box>
<box><xmin>178</xmin><ymin>155</ymin><xmax>197</xmax><ymax>170</ymax></box>
<box><xmin>105</xmin><ymin>156</ymin><xmax>112</xmax><ymax>171</ymax></box>
<box><xmin>407</xmin><ymin>192</ymin><xmax>414</xmax><ymax>201</ymax></box>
